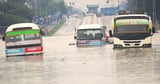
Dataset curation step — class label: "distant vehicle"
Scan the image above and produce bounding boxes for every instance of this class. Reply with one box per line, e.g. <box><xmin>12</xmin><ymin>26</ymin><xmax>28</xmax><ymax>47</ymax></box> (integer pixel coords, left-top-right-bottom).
<box><xmin>101</xmin><ymin>7</ymin><xmax>119</xmax><ymax>16</ymax></box>
<box><xmin>74</xmin><ymin>24</ymin><xmax>108</xmax><ymax>47</ymax></box>
<box><xmin>3</xmin><ymin>23</ymin><xmax>43</xmax><ymax>57</ymax></box>
<box><xmin>86</xmin><ymin>4</ymin><xmax>100</xmax><ymax>17</ymax></box>
<box><xmin>109</xmin><ymin>14</ymin><xmax>155</xmax><ymax>48</ymax></box>
<box><xmin>87</xmin><ymin>5</ymin><xmax>99</xmax><ymax>14</ymax></box>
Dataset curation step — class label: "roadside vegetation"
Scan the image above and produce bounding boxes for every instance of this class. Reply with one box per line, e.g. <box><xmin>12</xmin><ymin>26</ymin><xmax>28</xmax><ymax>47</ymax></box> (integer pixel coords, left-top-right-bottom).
<box><xmin>0</xmin><ymin>1</ymin><xmax>33</xmax><ymax>26</ymax></box>
<box><xmin>47</xmin><ymin>18</ymin><xmax>66</xmax><ymax>36</ymax></box>
<box><xmin>127</xmin><ymin>0</ymin><xmax>160</xmax><ymax>23</ymax></box>
<box><xmin>0</xmin><ymin>0</ymin><xmax>67</xmax><ymax>26</ymax></box>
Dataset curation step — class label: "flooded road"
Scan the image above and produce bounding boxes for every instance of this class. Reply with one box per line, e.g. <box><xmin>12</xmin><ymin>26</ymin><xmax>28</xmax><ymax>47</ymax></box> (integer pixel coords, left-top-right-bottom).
<box><xmin>0</xmin><ymin>16</ymin><xmax>160</xmax><ymax>84</ymax></box>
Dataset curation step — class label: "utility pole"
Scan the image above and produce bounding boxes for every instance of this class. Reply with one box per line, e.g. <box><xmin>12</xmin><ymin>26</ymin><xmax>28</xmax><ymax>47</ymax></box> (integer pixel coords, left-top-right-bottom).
<box><xmin>143</xmin><ymin>0</ymin><xmax>145</xmax><ymax>12</ymax></box>
<box><xmin>131</xmin><ymin>0</ymin><xmax>133</xmax><ymax>10</ymax></box>
<box><xmin>34</xmin><ymin>0</ymin><xmax>38</xmax><ymax>16</ymax></box>
<box><xmin>152</xmin><ymin>0</ymin><xmax>159</xmax><ymax>29</ymax></box>
<box><xmin>152</xmin><ymin>0</ymin><xmax>156</xmax><ymax>26</ymax></box>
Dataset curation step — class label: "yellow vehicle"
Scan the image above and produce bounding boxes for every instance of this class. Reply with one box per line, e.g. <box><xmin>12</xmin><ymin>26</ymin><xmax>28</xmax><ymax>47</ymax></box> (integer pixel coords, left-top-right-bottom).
<box><xmin>109</xmin><ymin>14</ymin><xmax>155</xmax><ymax>48</ymax></box>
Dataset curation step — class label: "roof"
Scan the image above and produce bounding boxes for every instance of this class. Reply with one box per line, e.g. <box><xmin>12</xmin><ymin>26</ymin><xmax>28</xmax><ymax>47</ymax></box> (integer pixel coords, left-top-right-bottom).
<box><xmin>6</xmin><ymin>23</ymin><xmax>40</xmax><ymax>32</ymax></box>
<box><xmin>114</xmin><ymin>14</ymin><xmax>149</xmax><ymax>18</ymax></box>
<box><xmin>77</xmin><ymin>24</ymin><xmax>102</xmax><ymax>30</ymax></box>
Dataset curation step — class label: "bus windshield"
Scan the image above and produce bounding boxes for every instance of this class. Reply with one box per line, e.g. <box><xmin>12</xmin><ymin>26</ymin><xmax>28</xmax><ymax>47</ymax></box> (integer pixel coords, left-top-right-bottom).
<box><xmin>77</xmin><ymin>29</ymin><xmax>103</xmax><ymax>40</ymax></box>
<box><xmin>116</xmin><ymin>25</ymin><xmax>149</xmax><ymax>33</ymax></box>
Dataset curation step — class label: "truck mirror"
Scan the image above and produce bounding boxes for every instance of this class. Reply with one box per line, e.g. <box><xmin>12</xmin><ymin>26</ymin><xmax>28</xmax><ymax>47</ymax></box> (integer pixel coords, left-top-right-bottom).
<box><xmin>152</xmin><ymin>27</ymin><xmax>156</xmax><ymax>33</ymax></box>
<box><xmin>74</xmin><ymin>36</ymin><xmax>77</xmax><ymax>39</ymax></box>
<box><xmin>109</xmin><ymin>30</ymin><xmax>113</xmax><ymax>37</ymax></box>
<box><xmin>40</xmin><ymin>29</ymin><xmax>45</xmax><ymax>35</ymax></box>
<box><xmin>2</xmin><ymin>36</ymin><xmax>5</xmax><ymax>41</ymax></box>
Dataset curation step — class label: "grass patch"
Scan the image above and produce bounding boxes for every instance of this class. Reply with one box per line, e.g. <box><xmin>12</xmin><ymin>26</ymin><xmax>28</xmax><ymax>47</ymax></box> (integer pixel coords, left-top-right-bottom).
<box><xmin>47</xmin><ymin>18</ymin><xmax>66</xmax><ymax>36</ymax></box>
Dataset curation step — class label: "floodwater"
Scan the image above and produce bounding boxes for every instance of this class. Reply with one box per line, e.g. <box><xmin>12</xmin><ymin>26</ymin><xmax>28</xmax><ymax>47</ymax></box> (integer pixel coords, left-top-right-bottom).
<box><xmin>0</xmin><ymin>16</ymin><xmax>160</xmax><ymax>84</ymax></box>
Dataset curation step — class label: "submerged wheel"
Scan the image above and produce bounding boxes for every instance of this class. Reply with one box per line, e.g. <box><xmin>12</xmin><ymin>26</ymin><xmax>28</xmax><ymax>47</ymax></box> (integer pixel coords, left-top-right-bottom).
<box><xmin>143</xmin><ymin>44</ymin><xmax>152</xmax><ymax>48</ymax></box>
<box><xmin>113</xmin><ymin>44</ymin><xmax>123</xmax><ymax>49</ymax></box>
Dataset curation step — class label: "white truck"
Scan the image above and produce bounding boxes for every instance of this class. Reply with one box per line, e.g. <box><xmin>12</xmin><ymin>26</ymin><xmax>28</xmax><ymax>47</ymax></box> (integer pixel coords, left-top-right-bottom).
<box><xmin>74</xmin><ymin>24</ymin><xmax>108</xmax><ymax>47</ymax></box>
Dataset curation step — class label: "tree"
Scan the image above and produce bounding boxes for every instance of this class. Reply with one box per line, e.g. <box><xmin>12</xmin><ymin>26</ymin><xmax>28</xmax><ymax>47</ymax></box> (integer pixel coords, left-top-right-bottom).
<box><xmin>7</xmin><ymin>0</ymin><xmax>26</xmax><ymax>4</ymax></box>
<box><xmin>30</xmin><ymin>0</ymin><xmax>67</xmax><ymax>17</ymax></box>
<box><xmin>0</xmin><ymin>0</ymin><xmax>68</xmax><ymax>26</ymax></box>
<box><xmin>0</xmin><ymin>1</ymin><xmax>34</xmax><ymax>26</ymax></box>
<box><xmin>127</xmin><ymin>0</ymin><xmax>160</xmax><ymax>22</ymax></box>
<box><xmin>0</xmin><ymin>14</ymin><xmax>28</xmax><ymax>26</ymax></box>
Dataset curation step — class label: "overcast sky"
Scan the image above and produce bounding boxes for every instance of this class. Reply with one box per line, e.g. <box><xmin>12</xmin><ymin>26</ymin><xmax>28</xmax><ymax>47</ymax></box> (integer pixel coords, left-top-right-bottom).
<box><xmin>64</xmin><ymin>0</ymin><xmax>121</xmax><ymax>12</ymax></box>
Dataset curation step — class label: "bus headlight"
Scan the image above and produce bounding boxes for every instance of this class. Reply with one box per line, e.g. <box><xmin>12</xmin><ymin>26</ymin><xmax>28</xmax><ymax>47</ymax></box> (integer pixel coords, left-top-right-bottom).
<box><xmin>114</xmin><ymin>37</ymin><xmax>123</xmax><ymax>45</ymax></box>
<box><xmin>143</xmin><ymin>36</ymin><xmax>152</xmax><ymax>44</ymax></box>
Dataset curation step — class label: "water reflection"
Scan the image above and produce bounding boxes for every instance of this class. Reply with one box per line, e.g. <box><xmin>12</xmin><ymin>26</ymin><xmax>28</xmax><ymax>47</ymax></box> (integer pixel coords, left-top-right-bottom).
<box><xmin>0</xmin><ymin>54</ymin><xmax>44</xmax><ymax>84</ymax></box>
<box><xmin>6</xmin><ymin>54</ymin><xmax>43</xmax><ymax>62</ymax></box>
<box><xmin>113</xmin><ymin>48</ymin><xmax>160</xmax><ymax>84</ymax></box>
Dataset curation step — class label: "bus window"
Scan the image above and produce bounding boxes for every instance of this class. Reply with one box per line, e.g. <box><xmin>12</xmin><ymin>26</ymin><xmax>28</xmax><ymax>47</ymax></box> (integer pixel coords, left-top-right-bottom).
<box><xmin>24</xmin><ymin>34</ymin><xmax>40</xmax><ymax>40</ymax></box>
<box><xmin>6</xmin><ymin>35</ymin><xmax>22</xmax><ymax>42</ymax></box>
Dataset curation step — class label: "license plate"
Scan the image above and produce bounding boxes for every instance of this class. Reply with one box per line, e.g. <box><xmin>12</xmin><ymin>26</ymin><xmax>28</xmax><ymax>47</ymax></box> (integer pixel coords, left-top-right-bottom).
<box><xmin>130</xmin><ymin>44</ymin><xmax>135</xmax><ymax>46</ymax></box>
<box><xmin>77</xmin><ymin>40</ymin><xmax>87</xmax><ymax>44</ymax></box>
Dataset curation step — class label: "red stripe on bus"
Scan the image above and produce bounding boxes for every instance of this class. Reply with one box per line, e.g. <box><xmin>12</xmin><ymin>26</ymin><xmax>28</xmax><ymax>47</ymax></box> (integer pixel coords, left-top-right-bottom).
<box><xmin>25</xmin><ymin>47</ymin><xmax>43</xmax><ymax>52</ymax></box>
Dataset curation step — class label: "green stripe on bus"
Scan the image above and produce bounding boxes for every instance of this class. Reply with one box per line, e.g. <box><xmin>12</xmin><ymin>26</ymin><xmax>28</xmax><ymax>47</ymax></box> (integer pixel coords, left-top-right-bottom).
<box><xmin>116</xmin><ymin>22</ymin><xmax>149</xmax><ymax>25</ymax></box>
<box><xmin>116</xmin><ymin>19</ymin><xmax>149</xmax><ymax>25</ymax></box>
<box><xmin>7</xmin><ymin>30</ymin><xmax>39</xmax><ymax>36</ymax></box>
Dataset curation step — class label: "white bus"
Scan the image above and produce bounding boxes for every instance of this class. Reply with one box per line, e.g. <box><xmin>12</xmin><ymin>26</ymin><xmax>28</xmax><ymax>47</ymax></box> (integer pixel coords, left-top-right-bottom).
<box><xmin>74</xmin><ymin>24</ymin><xmax>108</xmax><ymax>47</ymax></box>
<box><xmin>3</xmin><ymin>23</ymin><xmax>43</xmax><ymax>56</ymax></box>
<box><xmin>109</xmin><ymin>14</ymin><xmax>155</xmax><ymax>48</ymax></box>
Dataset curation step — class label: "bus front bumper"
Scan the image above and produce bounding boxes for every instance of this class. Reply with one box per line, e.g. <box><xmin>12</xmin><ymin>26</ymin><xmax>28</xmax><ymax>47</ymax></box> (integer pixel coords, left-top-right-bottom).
<box><xmin>113</xmin><ymin>37</ymin><xmax>152</xmax><ymax>48</ymax></box>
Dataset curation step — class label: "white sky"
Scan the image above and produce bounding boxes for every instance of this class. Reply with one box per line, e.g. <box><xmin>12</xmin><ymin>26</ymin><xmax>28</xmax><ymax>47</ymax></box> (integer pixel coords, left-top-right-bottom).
<box><xmin>64</xmin><ymin>0</ymin><xmax>121</xmax><ymax>12</ymax></box>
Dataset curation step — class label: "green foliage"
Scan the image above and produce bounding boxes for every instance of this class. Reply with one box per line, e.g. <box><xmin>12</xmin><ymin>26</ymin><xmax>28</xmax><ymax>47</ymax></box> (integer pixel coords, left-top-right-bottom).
<box><xmin>47</xmin><ymin>18</ymin><xmax>66</xmax><ymax>36</ymax></box>
<box><xmin>0</xmin><ymin>1</ymin><xmax>34</xmax><ymax>26</ymax></box>
<box><xmin>35</xmin><ymin>0</ymin><xmax>68</xmax><ymax>17</ymax></box>
<box><xmin>2</xmin><ymin>2</ymin><xmax>34</xmax><ymax>19</ymax></box>
<box><xmin>0</xmin><ymin>0</ymin><xmax>68</xmax><ymax>26</ymax></box>
<box><xmin>59</xmin><ymin>1</ymin><xmax>68</xmax><ymax>14</ymax></box>
<box><xmin>127</xmin><ymin>0</ymin><xmax>160</xmax><ymax>22</ymax></box>
<box><xmin>7</xmin><ymin>0</ymin><xmax>26</xmax><ymax>4</ymax></box>
<box><xmin>0</xmin><ymin>14</ymin><xmax>29</xmax><ymax>26</ymax></box>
